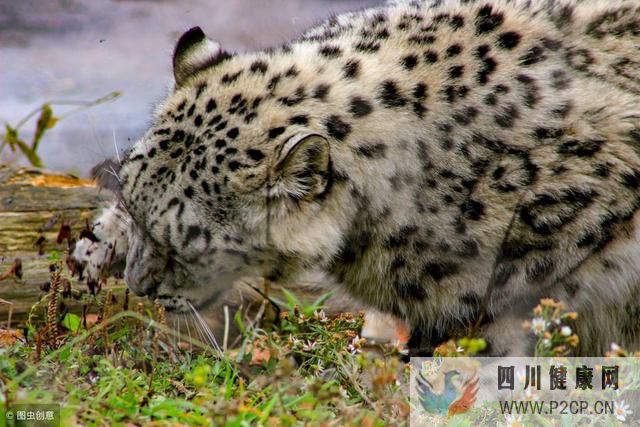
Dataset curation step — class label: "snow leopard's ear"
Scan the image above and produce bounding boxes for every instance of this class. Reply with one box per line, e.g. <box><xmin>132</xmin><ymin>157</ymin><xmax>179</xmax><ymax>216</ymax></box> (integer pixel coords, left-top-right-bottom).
<box><xmin>173</xmin><ymin>27</ymin><xmax>232</xmax><ymax>87</ymax></box>
<box><xmin>271</xmin><ymin>134</ymin><xmax>332</xmax><ymax>201</ymax></box>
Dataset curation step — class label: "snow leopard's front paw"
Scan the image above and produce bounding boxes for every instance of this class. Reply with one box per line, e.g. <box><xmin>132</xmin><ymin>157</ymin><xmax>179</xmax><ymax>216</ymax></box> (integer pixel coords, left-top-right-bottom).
<box><xmin>69</xmin><ymin>202</ymin><xmax>129</xmax><ymax>292</ymax></box>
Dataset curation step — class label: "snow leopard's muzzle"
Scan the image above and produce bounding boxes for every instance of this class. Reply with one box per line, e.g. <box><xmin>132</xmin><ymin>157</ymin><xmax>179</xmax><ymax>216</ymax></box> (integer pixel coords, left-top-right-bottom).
<box><xmin>124</xmin><ymin>230</ymin><xmax>243</xmax><ymax>313</ymax></box>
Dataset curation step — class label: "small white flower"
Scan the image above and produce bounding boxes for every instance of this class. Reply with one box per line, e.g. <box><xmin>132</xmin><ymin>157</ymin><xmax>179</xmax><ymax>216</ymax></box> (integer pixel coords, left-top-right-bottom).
<box><xmin>560</xmin><ymin>326</ymin><xmax>572</xmax><ymax>336</ymax></box>
<box><xmin>313</xmin><ymin>309</ymin><xmax>328</xmax><ymax>322</ymax></box>
<box><xmin>542</xmin><ymin>339</ymin><xmax>550</xmax><ymax>347</ymax></box>
<box><xmin>610</xmin><ymin>342</ymin><xmax>622</xmax><ymax>352</ymax></box>
<box><xmin>302</xmin><ymin>340</ymin><xmax>318</xmax><ymax>352</ymax></box>
<box><xmin>614</xmin><ymin>400</ymin><xmax>632</xmax><ymax>422</ymax></box>
<box><xmin>288</xmin><ymin>334</ymin><xmax>301</xmax><ymax>348</ymax></box>
<box><xmin>531</xmin><ymin>317</ymin><xmax>547</xmax><ymax>335</ymax></box>
<box><xmin>347</xmin><ymin>335</ymin><xmax>365</xmax><ymax>354</ymax></box>
<box><xmin>456</xmin><ymin>346</ymin><xmax>464</xmax><ymax>353</ymax></box>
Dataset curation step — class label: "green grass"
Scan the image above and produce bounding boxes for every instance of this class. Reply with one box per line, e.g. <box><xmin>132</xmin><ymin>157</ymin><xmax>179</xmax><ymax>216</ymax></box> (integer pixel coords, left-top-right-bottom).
<box><xmin>0</xmin><ymin>280</ymin><xmax>409</xmax><ymax>426</ymax></box>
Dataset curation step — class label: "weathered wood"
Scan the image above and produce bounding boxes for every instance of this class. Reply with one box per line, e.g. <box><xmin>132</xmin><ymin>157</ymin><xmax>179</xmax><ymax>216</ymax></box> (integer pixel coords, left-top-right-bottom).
<box><xmin>0</xmin><ymin>163</ymin><xmax>132</xmax><ymax>323</ymax></box>
<box><xmin>0</xmin><ymin>164</ymin><xmax>111</xmax><ymax>251</ymax></box>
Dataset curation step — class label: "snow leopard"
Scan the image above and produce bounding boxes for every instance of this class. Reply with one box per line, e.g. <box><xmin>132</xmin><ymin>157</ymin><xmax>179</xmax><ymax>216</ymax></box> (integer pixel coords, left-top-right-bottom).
<box><xmin>74</xmin><ymin>0</ymin><xmax>640</xmax><ymax>356</ymax></box>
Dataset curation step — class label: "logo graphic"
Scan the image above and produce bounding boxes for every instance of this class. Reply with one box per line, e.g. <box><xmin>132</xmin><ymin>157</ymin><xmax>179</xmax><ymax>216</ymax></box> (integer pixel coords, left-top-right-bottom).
<box><xmin>416</xmin><ymin>360</ymin><xmax>479</xmax><ymax>418</ymax></box>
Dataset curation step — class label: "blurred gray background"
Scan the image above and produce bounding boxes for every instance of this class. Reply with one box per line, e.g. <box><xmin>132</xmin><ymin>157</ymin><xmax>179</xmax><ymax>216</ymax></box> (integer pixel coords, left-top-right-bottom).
<box><xmin>0</xmin><ymin>0</ymin><xmax>383</xmax><ymax>176</ymax></box>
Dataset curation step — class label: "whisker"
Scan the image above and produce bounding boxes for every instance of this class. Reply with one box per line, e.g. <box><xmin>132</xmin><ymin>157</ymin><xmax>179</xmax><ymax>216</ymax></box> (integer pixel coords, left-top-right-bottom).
<box><xmin>112</xmin><ymin>128</ymin><xmax>122</xmax><ymax>165</ymax></box>
<box><xmin>108</xmin><ymin>165</ymin><xmax>122</xmax><ymax>183</ymax></box>
<box><xmin>187</xmin><ymin>304</ymin><xmax>220</xmax><ymax>354</ymax></box>
<box><xmin>184</xmin><ymin>313</ymin><xmax>193</xmax><ymax>353</ymax></box>
<box><xmin>188</xmin><ymin>301</ymin><xmax>222</xmax><ymax>353</ymax></box>
<box><xmin>102</xmin><ymin>166</ymin><xmax>120</xmax><ymax>182</ymax></box>
<box><xmin>188</xmin><ymin>308</ymin><xmax>209</xmax><ymax>352</ymax></box>
<box><xmin>176</xmin><ymin>314</ymin><xmax>187</xmax><ymax>361</ymax></box>
<box><xmin>195</xmin><ymin>309</ymin><xmax>221</xmax><ymax>353</ymax></box>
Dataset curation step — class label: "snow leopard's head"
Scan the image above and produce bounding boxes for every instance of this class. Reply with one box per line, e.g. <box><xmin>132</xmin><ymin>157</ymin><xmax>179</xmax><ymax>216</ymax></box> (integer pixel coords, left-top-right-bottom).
<box><xmin>116</xmin><ymin>28</ymin><xmax>347</xmax><ymax>311</ymax></box>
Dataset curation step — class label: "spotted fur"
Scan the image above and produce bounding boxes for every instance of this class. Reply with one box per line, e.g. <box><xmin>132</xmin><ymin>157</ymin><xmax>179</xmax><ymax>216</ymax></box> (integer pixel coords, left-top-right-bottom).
<box><xmin>71</xmin><ymin>203</ymin><xmax>129</xmax><ymax>289</ymax></box>
<box><xmin>83</xmin><ymin>0</ymin><xmax>640</xmax><ymax>356</ymax></box>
